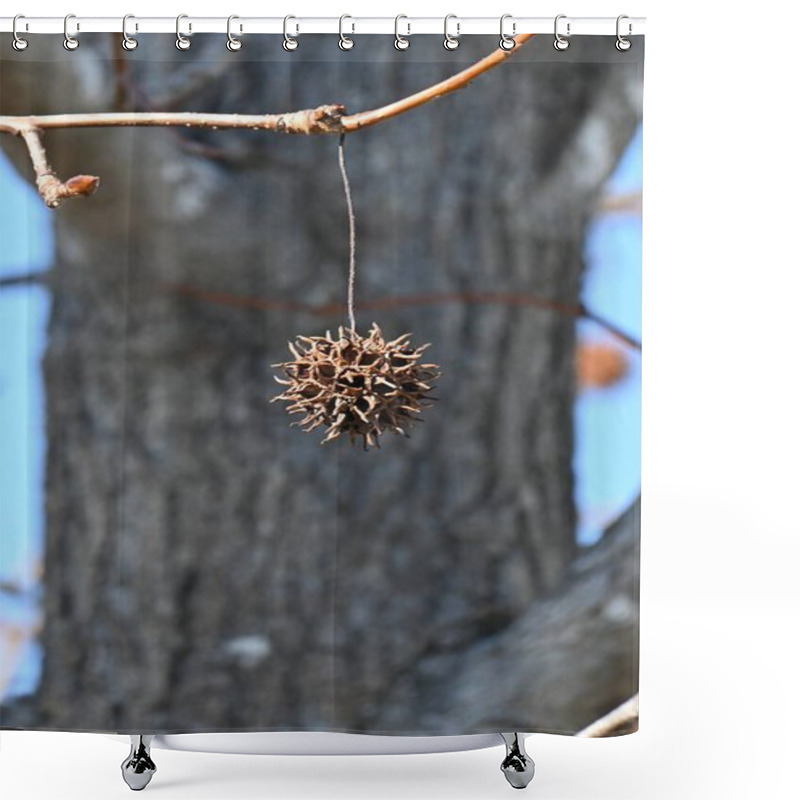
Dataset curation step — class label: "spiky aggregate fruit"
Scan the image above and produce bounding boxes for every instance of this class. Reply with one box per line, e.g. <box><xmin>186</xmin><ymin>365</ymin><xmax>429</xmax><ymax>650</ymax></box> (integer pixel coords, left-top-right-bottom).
<box><xmin>271</xmin><ymin>323</ymin><xmax>440</xmax><ymax>450</ymax></box>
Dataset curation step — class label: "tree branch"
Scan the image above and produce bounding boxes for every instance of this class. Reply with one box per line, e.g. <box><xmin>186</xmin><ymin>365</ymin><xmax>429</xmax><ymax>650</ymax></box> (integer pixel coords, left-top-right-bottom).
<box><xmin>0</xmin><ymin>271</ymin><xmax>48</xmax><ymax>289</ymax></box>
<box><xmin>341</xmin><ymin>33</ymin><xmax>535</xmax><ymax>131</ymax></box>
<box><xmin>0</xmin><ymin>105</ymin><xmax>349</xmax><ymax>136</ymax></box>
<box><xmin>0</xmin><ymin>34</ymin><xmax>535</xmax><ymax>208</ymax></box>
<box><xmin>15</xmin><ymin>127</ymin><xmax>99</xmax><ymax>209</ymax></box>
<box><xmin>167</xmin><ymin>283</ymin><xmax>642</xmax><ymax>352</ymax></box>
<box><xmin>373</xmin><ymin>498</ymin><xmax>640</xmax><ymax>734</ymax></box>
<box><xmin>576</xmin><ymin>693</ymin><xmax>639</xmax><ymax>737</ymax></box>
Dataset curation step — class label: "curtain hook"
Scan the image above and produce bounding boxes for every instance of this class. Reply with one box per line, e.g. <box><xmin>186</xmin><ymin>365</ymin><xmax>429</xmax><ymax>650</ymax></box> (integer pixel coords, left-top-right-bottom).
<box><xmin>443</xmin><ymin>14</ymin><xmax>460</xmax><ymax>51</ymax></box>
<box><xmin>283</xmin><ymin>15</ymin><xmax>299</xmax><ymax>51</ymax></box>
<box><xmin>226</xmin><ymin>14</ymin><xmax>242</xmax><ymax>51</ymax></box>
<box><xmin>12</xmin><ymin>14</ymin><xmax>29</xmax><ymax>51</ymax></box>
<box><xmin>63</xmin><ymin>13</ymin><xmax>79</xmax><ymax>51</ymax></box>
<box><xmin>616</xmin><ymin>15</ymin><xmax>632</xmax><ymax>51</ymax></box>
<box><xmin>176</xmin><ymin>13</ymin><xmax>191</xmax><ymax>50</ymax></box>
<box><xmin>394</xmin><ymin>15</ymin><xmax>410</xmax><ymax>50</ymax></box>
<box><xmin>553</xmin><ymin>14</ymin><xmax>570</xmax><ymax>51</ymax></box>
<box><xmin>121</xmin><ymin>14</ymin><xmax>138</xmax><ymax>51</ymax></box>
<box><xmin>339</xmin><ymin>14</ymin><xmax>355</xmax><ymax>50</ymax></box>
<box><xmin>499</xmin><ymin>14</ymin><xmax>516</xmax><ymax>51</ymax></box>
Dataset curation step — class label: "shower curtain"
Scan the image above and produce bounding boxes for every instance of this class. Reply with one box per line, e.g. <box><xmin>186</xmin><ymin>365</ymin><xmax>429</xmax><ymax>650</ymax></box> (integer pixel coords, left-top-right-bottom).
<box><xmin>0</xmin><ymin>30</ymin><xmax>643</xmax><ymax>737</ymax></box>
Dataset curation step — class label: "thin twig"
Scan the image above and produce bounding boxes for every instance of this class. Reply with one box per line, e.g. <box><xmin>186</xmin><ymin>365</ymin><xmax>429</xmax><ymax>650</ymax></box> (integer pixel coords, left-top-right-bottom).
<box><xmin>0</xmin><ymin>272</ymin><xmax>48</xmax><ymax>289</ymax></box>
<box><xmin>575</xmin><ymin>694</ymin><xmax>639</xmax><ymax>737</ymax></box>
<box><xmin>16</xmin><ymin>127</ymin><xmax>99</xmax><ymax>209</ymax></box>
<box><xmin>579</xmin><ymin>306</ymin><xmax>641</xmax><ymax>351</ymax></box>
<box><xmin>342</xmin><ymin>33</ymin><xmax>536</xmax><ymax>131</ymax></box>
<box><xmin>166</xmin><ymin>284</ymin><xmax>641</xmax><ymax>351</ymax></box>
<box><xmin>0</xmin><ymin>34</ymin><xmax>535</xmax><ymax>208</ymax></box>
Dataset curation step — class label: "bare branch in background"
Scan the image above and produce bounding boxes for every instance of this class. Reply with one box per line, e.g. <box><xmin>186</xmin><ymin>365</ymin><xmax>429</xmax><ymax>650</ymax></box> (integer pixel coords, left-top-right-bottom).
<box><xmin>372</xmin><ymin>498</ymin><xmax>641</xmax><ymax>732</ymax></box>
<box><xmin>0</xmin><ymin>272</ymin><xmax>641</xmax><ymax>352</ymax></box>
<box><xmin>168</xmin><ymin>283</ymin><xmax>642</xmax><ymax>352</ymax></box>
<box><xmin>0</xmin><ymin>34</ymin><xmax>535</xmax><ymax>208</ymax></box>
<box><xmin>0</xmin><ymin>271</ymin><xmax>48</xmax><ymax>289</ymax></box>
<box><xmin>598</xmin><ymin>191</ymin><xmax>643</xmax><ymax>215</ymax></box>
<box><xmin>576</xmin><ymin>693</ymin><xmax>639</xmax><ymax>737</ymax></box>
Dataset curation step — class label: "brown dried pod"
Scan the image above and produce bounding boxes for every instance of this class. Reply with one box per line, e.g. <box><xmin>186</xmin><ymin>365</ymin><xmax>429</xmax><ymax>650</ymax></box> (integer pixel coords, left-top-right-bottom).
<box><xmin>576</xmin><ymin>340</ymin><xmax>629</xmax><ymax>389</ymax></box>
<box><xmin>270</xmin><ymin>323</ymin><xmax>441</xmax><ymax>450</ymax></box>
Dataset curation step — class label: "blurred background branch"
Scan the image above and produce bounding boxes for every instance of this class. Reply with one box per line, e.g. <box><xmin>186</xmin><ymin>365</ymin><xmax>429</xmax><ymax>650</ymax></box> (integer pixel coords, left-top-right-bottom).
<box><xmin>169</xmin><ymin>283</ymin><xmax>642</xmax><ymax>350</ymax></box>
<box><xmin>577</xmin><ymin>693</ymin><xmax>639</xmax><ymax>737</ymax></box>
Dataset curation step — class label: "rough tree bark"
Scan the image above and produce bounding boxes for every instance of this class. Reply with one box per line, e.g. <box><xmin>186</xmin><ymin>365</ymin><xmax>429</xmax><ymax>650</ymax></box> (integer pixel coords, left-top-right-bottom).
<box><xmin>0</xmin><ymin>34</ymin><xmax>642</xmax><ymax>733</ymax></box>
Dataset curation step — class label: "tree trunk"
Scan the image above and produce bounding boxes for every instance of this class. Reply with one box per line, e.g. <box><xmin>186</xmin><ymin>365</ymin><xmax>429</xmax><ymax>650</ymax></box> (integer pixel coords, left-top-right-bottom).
<box><xmin>0</xmin><ymin>34</ymin><xmax>642</xmax><ymax>733</ymax></box>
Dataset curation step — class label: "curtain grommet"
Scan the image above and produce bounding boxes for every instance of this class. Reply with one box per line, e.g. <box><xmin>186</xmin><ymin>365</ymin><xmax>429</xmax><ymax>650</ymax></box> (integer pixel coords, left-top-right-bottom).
<box><xmin>443</xmin><ymin>14</ymin><xmax>460</xmax><ymax>51</ymax></box>
<box><xmin>63</xmin><ymin>13</ymin><xmax>80</xmax><ymax>51</ymax></box>
<box><xmin>226</xmin><ymin>15</ymin><xmax>242</xmax><ymax>51</ymax></box>
<box><xmin>553</xmin><ymin>14</ymin><xmax>570</xmax><ymax>51</ymax></box>
<box><xmin>12</xmin><ymin>14</ymin><xmax>29</xmax><ymax>51</ymax></box>
<box><xmin>339</xmin><ymin>15</ymin><xmax>355</xmax><ymax>51</ymax></box>
<box><xmin>121</xmin><ymin>14</ymin><xmax>138</xmax><ymax>51</ymax></box>
<box><xmin>499</xmin><ymin>14</ymin><xmax>516</xmax><ymax>51</ymax></box>
<box><xmin>394</xmin><ymin>15</ymin><xmax>410</xmax><ymax>50</ymax></box>
<box><xmin>283</xmin><ymin>15</ymin><xmax>299</xmax><ymax>51</ymax></box>
<box><xmin>616</xmin><ymin>15</ymin><xmax>632</xmax><ymax>51</ymax></box>
<box><xmin>176</xmin><ymin>14</ymin><xmax>191</xmax><ymax>51</ymax></box>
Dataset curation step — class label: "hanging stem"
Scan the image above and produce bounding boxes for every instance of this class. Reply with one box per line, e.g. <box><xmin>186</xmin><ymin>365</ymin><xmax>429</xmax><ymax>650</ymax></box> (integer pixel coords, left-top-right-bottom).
<box><xmin>337</xmin><ymin>133</ymin><xmax>357</xmax><ymax>333</ymax></box>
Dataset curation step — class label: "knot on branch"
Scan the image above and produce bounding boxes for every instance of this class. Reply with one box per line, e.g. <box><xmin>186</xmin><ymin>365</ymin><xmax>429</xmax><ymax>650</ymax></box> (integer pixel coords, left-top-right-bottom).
<box><xmin>37</xmin><ymin>173</ymin><xmax>100</xmax><ymax>209</ymax></box>
<box><xmin>275</xmin><ymin>104</ymin><xmax>347</xmax><ymax>134</ymax></box>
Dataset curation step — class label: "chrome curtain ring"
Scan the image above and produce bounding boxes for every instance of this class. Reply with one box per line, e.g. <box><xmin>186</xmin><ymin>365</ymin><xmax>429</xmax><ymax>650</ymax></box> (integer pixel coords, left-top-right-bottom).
<box><xmin>339</xmin><ymin>14</ymin><xmax>354</xmax><ymax>50</ymax></box>
<box><xmin>176</xmin><ymin>13</ymin><xmax>191</xmax><ymax>50</ymax></box>
<box><xmin>616</xmin><ymin>15</ymin><xmax>632</xmax><ymax>51</ymax></box>
<box><xmin>554</xmin><ymin>14</ymin><xmax>570</xmax><ymax>51</ymax></box>
<box><xmin>283</xmin><ymin>15</ymin><xmax>299</xmax><ymax>51</ymax></box>
<box><xmin>226</xmin><ymin>15</ymin><xmax>242</xmax><ymax>51</ymax></box>
<box><xmin>121</xmin><ymin>14</ymin><xmax>138</xmax><ymax>51</ymax></box>
<box><xmin>499</xmin><ymin>14</ymin><xmax>516</xmax><ymax>50</ymax></box>
<box><xmin>394</xmin><ymin>14</ymin><xmax>410</xmax><ymax>50</ymax></box>
<box><xmin>63</xmin><ymin>13</ymin><xmax>79</xmax><ymax>51</ymax></box>
<box><xmin>443</xmin><ymin>14</ymin><xmax>460</xmax><ymax>51</ymax></box>
<box><xmin>12</xmin><ymin>14</ymin><xmax>29</xmax><ymax>51</ymax></box>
